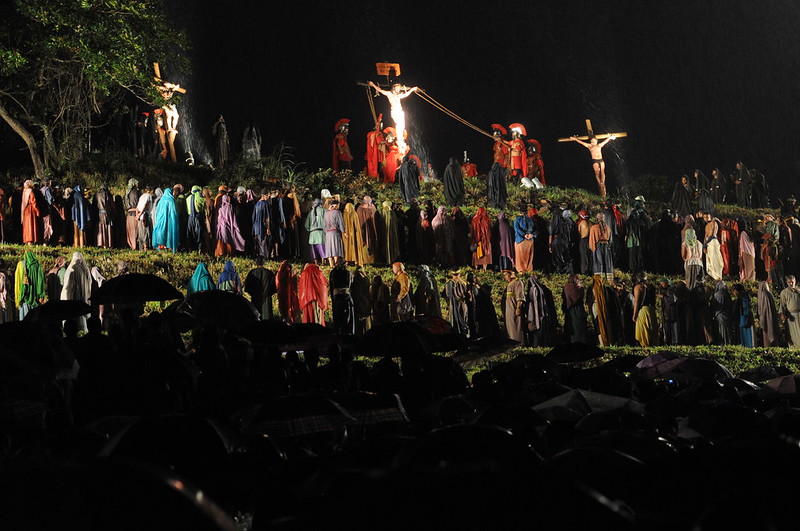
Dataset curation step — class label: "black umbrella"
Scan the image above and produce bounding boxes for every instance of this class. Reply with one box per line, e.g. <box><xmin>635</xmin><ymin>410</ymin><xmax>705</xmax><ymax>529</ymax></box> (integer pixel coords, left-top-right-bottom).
<box><xmin>354</xmin><ymin>321</ymin><xmax>436</xmax><ymax>357</ymax></box>
<box><xmin>90</xmin><ymin>273</ymin><xmax>183</xmax><ymax>304</ymax></box>
<box><xmin>239</xmin><ymin>320</ymin><xmax>300</xmax><ymax>345</ymax></box>
<box><xmin>454</xmin><ymin>335</ymin><xmax>521</xmax><ymax>368</ymax></box>
<box><xmin>23</xmin><ymin>300</ymin><xmax>92</xmax><ymax>322</ymax></box>
<box><xmin>546</xmin><ymin>342</ymin><xmax>605</xmax><ymax>364</ymax></box>
<box><xmin>233</xmin><ymin>395</ymin><xmax>354</xmax><ymax>438</ymax></box>
<box><xmin>184</xmin><ymin>290</ymin><xmax>260</xmax><ymax>329</ymax></box>
<box><xmin>603</xmin><ymin>353</ymin><xmax>647</xmax><ymax>373</ymax></box>
<box><xmin>739</xmin><ymin>365</ymin><xmax>793</xmax><ymax>383</ymax></box>
<box><xmin>330</xmin><ymin>392</ymin><xmax>409</xmax><ymax>426</ymax></box>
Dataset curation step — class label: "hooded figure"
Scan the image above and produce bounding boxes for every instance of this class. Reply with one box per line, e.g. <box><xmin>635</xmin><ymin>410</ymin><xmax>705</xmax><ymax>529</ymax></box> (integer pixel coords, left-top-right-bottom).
<box><xmin>471</xmin><ymin>207</ymin><xmax>493</xmax><ymax>269</ymax></box>
<box><xmin>342</xmin><ymin>202</ymin><xmax>363</xmax><ymax>265</ymax></box>
<box><xmin>432</xmin><ymin>206</ymin><xmax>455</xmax><ymax>267</ymax></box>
<box><xmin>563</xmin><ymin>274</ymin><xmax>588</xmax><ymax>343</ymax></box>
<box><xmin>329</xmin><ymin>264</ymin><xmax>354</xmax><ymax>335</ymax></box>
<box><xmin>217</xmin><ymin>260</ymin><xmax>242</xmax><ymax>294</ymax></box>
<box><xmin>187</xmin><ymin>263</ymin><xmax>216</xmax><ymax>295</ymax></box>
<box><xmin>14</xmin><ymin>251</ymin><xmax>46</xmax><ymax>319</ymax></box>
<box><xmin>276</xmin><ymin>261</ymin><xmax>300</xmax><ymax>323</ymax></box>
<box><xmin>711</xmin><ymin>280</ymin><xmax>734</xmax><ymax>345</ymax></box>
<box><xmin>398</xmin><ymin>155</ymin><xmax>421</xmax><ymax>205</ymax></box>
<box><xmin>304</xmin><ymin>198</ymin><xmax>326</xmax><ymax>263</ymax></box>
<box><xmin>443</xmin><ymin>157</ymin><xmax>465</xmax><ymax>206</ymax></box>
<box><xmin>414</xmin><ymin>264</ymin><xmax>442</xmax><ymax>318</ymax></box>
<box><xmin>61</xmin><ymin>251</ymin><xmax>92</xmax><ymax>331</ymax></box>
<box><xmin>152</xmin><ymin>187</ymin><xmax>180</xmax><ymax>252</ymax></box>
<box><xmin>299</xmin><ymin>263</ymin><xmax>328</xmax><ymax>325</ymax></box>
<box><xmin>758</xmin><ymin>281</ymin><xmax>779</xmax><ymax>348</ymax></box>
<box><xmin>380</xmin><ymin>200</ymin><xmax>401</xmax><ymax>264</ymax></box>
<box><xmin>444</xmin><ymin>270</ymin><xmax>470</xmax><ymax>336</ymax></box>
<box><xmin>527</xmin><ymin>274</ymin><xmax>557</xmax><ymax>346</ymax></box>
<box><xmin>71</xmin><ymin>185</ymin><xmax>92</xmax><ymax>247</ymax></box>
<box><xmin>244</xmin><ymin>260</ymin><xmax>276</xmax><ymax>320</ymax></box>
<box><xmin>46</xmin><ymin>256</ymin><xmax>67</xmax><ymax>302</ymax></box>
<box><xmin>215</xmin><ymin>194</ymin><xmax>246</xmax><ymax>257</ymax></box>
<box><xmin>351</xmin><ymin>266</ymin><xmax>372</xmax><ymax>335</ymax></box>
<box><xmin>186</xmin><ymin>185</ymin><xmax>206</xmax><ymax>252</ymax></box>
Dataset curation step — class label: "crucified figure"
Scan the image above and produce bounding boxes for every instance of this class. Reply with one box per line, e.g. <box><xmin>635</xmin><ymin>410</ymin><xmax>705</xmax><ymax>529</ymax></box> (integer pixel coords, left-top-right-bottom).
<box><xmin>368</xmin><ymin>81</ymin><xmax>418</xmax><ymax>155</ymax></box>
<box><xmin>569</xmin><ymin>135</ymin><xmax>616</xmax><ymax>197</ymax></box>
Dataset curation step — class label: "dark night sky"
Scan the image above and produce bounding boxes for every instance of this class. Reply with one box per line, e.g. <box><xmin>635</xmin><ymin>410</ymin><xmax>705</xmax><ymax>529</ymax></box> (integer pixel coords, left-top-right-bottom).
<box><xmin>5</xmin><ymin>0</ymin><xmax>800</xmax><ymax>197</ymax></box>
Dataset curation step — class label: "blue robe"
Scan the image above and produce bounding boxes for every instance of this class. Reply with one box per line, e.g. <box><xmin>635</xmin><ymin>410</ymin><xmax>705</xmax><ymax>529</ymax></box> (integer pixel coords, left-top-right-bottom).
<box><xmin>71</xmin><ymin>185</ymin><xmax>92</xmax><ymax>231</ymax></box>
<box><xmin>152</xmin><ymin>188</ymin><xmax>180</xmax><ymax>252</ymax></box>
<box><xmin>187</xmin><ymin>263</ymin><xmax>216</xmax><ymax>294</ymax></box>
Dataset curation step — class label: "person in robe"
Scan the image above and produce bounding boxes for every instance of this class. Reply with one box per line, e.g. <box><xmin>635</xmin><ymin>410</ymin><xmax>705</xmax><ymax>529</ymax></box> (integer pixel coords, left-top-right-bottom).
<box><xmin>14</xmin><ymin>250</ymin><xmax>46</xmax><ymax>320</ymax></box>
<box><xmin>462</xmin><ymin>157</ymin><xmax>478</xmax><ymax>179</ymax></box>
<box><xmin>329</xmin><ymin>263</ymin><xmax>354</xmax><ymax>335</ymax></box>
<box><xmin>738</xmin><ymin>219</ymin><xmax>756</xmax><ymax>282</ymax></box>
<box><xmin>20</xmin><ymin>179</ymin><xmax>42</xmax><ymax>245</ymax></box>
<box><xmin>215</xmin><ymin>194</ymin><xmax>246</xmax><ymax>257</ymax></box>
<box><xmin>690</xmin><ymin>276</ymin><xmax>716</xmax><ymax>345</ymax></box>
<box><xmin>0</xmin><ymin>260</ymin><xmax>13</xmax><ymax>324</ymax></box>
<box><xmin>152</xmin><ymin>187</ymin><xmax>180</xmax><ymax>252</ymax></box>
<box><xmin>365</xmin><ymin>115</ymin><xmax>385</xmax><ymax>179</ymax></box>
<box><xmin>243</xmin><ymin>258</ymin><xmax>276</xmax><ymax>320</ymax></box>
<box><xmin>527</xmin><ymin>274</ymin><xmax>556</xmax><ymax>347</ymax></box>
<box><xmin>587</xmin><ymin>275</ymin><xmax>612</xmax><ymax>346</ymax></box>
<box><xmin>432</xmin><ymin>206</ymin><xmax>455</xmax><ymax>268</ymax></box>
<box><xmin>681</xmin><ymin>228</ymin><xmax>704</xmax><ymax>289</ymax></box>
<box><xmin>703</xmin><ymin>212</ymin><xmax>724</xmax><ymax>281</ymax></box>
<box><xmin>513</xmin><ymin>207</ymin><xmax>535</xmax><ymax>273</ymax></box>
<box><xmin>133</xmin><ymin>185</ymin><xmax>152</xmax><ymax>250</ymax></box>
<box><xmin>251</xmin><ymin>189</ymin><xmax>272</xmax><ymax>260</ymax></box>
<box><xmin>733</xmin><ymin>161</ymin><xmax>751</xmax><ymax>207</ymax></box>
<box><xmin>614</xmin><ymin>278</ymin><xmax>637</xmax><ymax>345</ymax></box>
<box><xmin>323</xmin><ymin>200</ymin><xmax>346</xmax><ymax>267</ymax></box>
<box><xmin>443</xmin><ymin>157</ymin><xmax>465</xmax><ymax>207</ymax></box>
<box><xmin>711</xmin><ymin>280</ymin><xmax>734</xmax><ymax>345</ymax></box>
<box><xmin>123</xmin><ymin>179</ymin><xmax>140</xmax><ymax>250</ymax></box>
<box><xmin>379</xmin><ymin>200</ymin><xmax>401</xmax><ymax>264</ymax></box>
<box><xmin>468</xmin><ymin>274</ymin><xmax>501</xmax><ymax>338</ymax></box>
<box><xmin>282</xmin><ymin>188</ymin><xmax>303</xmax><ymax>258</ymax></box>
<box><xmin>356</xmin><ymin>196</ymin><xmax>378</xmax><ymax>265</ymax></box>
<box><xmin>487</xmin><ymin>125</ymin><xmax>509</xmax><ymax>209</ymax></box>
<box><xmin>91</xmin><ymin>183</ymin><xmax>115</xmax><ymax>249</ymax></box>
<box><xmin>626</xmin><ymin>199</ymin><xmax>649</xmax><ymax>274</ymax></box>
<box><xmin>298</xmin><ymin>263</ymin><xmax>328</xmax><ymax>325</ymax></box>
<box><xmin>562</xmin><ymin>275</ymin><xmax>588</xmax><ymax>343</ymax></box>
<box><xmin>187</xmin><ymin>263</ymin><xmax>216</xmax><ymax>295</ymax></box>
<box><xmin>276</xmin><ymin>261</ymin><xmax>300</xmax><ymax>324</ymax></box>
<box><xmin>526</xmin><ymin>139</ymin><xmax>545</xmax><ymax>185</ymax></box>
<box><xmin>71</xmin><ymin>185</ymin><xmax>92</xmax><ymax>248</ymax></box>
<box><xmin>212</xmin><ymin>115</ymin><xmax>230</xmax><ymax>170</ymax></box>
<box><xmin>185</xmin><ymin>185</ymin><xmax>206</xmax><ymax>253</ymax></box>
<box><xmin>758</xmin><ymin>281</ymin><xmax>779</xmax><ymax>348</ymax></box>
<box><xmin>443</xmin><ymin>269</ymin><xmax>470</xmax><ymax>336</ymax></box>
<box><xmin>493</xmin><ymin>212</ymin><xmax>515</xmax><ymax>271</ymax></box>
<box><xmin>471</xmin><ymin>207</ymin><xmax>493</xmax><ymax>270</ymax></box>
<box><xmin>549</xmin><ymin>208</ymin><xmax>576</xmax><ymax>274</ymax></box>
<box><xmin>60</xmin><ymin>251</ymin><xmax>91</xmax><ymax>331</ymax></box>
<box><xmin>370</xmin><ymin>275</ymin><xmax>391</xmax><ymax>327</ymax></box>
<box><xmin>397</xmin><ymin>154</ymin><xmax>421</xmax><ymax>205</ymax></box>
<box><xmin>381</xmin><ymin>128</ymin><xmax>400</xmax><ymax>183</ymax></box>
<box><xmin>780</xmin><ymin>275</ymin><xmax>800</xmax><ymax>347</ymax></box>
<box><xmin>342</xmin><ymin>201</ymin><xmax>363</xmax><ymax>265</ymax></box>
<box><xmin>268</xmin><ymin>189</ymin><xmax>286</xmax><ymax>259</ymax></box>
<box><xmin>501</xmin><ymin>269</ymin><xmax>525</xmax><ymax>344</ymax></box>
<box><xmin>217</xmin><ymin>260</ymin><xmax>242</xmax><ymax>294</ymax></box>
<box><xmin>332</xmin><ymin>119</ymin><xmax>353</xmax><ymax>173</ymax></box>
<box><xmin>390</xmin><ymin>262</ymin><xmax>413</xmax><ymax>322</ymax></box>
<box><xmin>568</xmin><ymin>134</ymin><xmax>617</xmax><ymax>197</ymax></box>
<box><xmin>46</xmin><ymin>256</ymin><xmax>67</xmax><ymax>302</ymax></box>
<box><xmin>451</xmin><ymin>207</ymin><xmax>471</xmax><ymax>267</ymax></box>
<box><xmin>671</xmin><ymin>175</ymin><xmax>694</xmax><ymax>218</ymax></box>
<box><xmin>589</xmin><ymin>212</ymin><xmax>614</xmax><ymax>282</ymax></box>
<box><xmin>659</xmin><ymin>279</ymin><xmax>680</xmax><ymax>345</ymax></box>
<box><xmin>632</xmin><ymin>272</ymin><xmax>659</xmax><ymax>347</ymax></box>
<box><xmin>352</xmin><ymin>266</ymin><xmax>372</xmax><ymax>335</ymax></box>
<box><xmin>414</xmin><ymin>264</ymin><xmax>442</xmax><ymax>318</ymax></box>
<box><xmin>576</xmin><ymin>210</ymin><xmax>593</xmax><ymax>275</ymax></box>
<box><xmin>303</xmin><ymin>198</ymin><xmax>326</xmax><ymax>265</ymax></box>
<box><xmin>732</xmin><ymin>284</ymin><xmax>754</xmax><ymax>347</ymax></box>
<box><xmin>709</xmin><ymin>168</ymin><xmax>727</xmax><ymax>203</ymax></box>
<box><xmin>415</xmin><ymin>209</ymin><xmax>434</xmax><ymax>265</ymax></box>
<box><xmin>242</xmin><ymin>123</ymin><xmax>262</xmax><ymax>161</ymax></box>
<box><xmin>172</xmin><ymin>184</ymin><xmax>188</xmax><ymax>251</ymax></box>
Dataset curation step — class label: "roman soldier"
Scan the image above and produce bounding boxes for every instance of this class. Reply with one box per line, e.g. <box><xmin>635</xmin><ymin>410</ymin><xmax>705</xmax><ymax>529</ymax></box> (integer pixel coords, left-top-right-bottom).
<box><xmin>332</xmin><ymin>118</ymin><xmax>353</xmax><ymax>173</ymax></box>
<box><xmin>365</xmin><ymin>113</ymin><xmax>384</xmax><ymax>178</ymax></box>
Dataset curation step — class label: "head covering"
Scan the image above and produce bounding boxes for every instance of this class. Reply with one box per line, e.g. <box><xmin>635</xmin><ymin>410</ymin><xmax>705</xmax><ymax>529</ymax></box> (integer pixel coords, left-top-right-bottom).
<box><xmin>217</xmin><ymin>260</ymin><xmax>241</xmax><ymax>293</ymax></box>
<box><xmin>187</xmin><ymin>263</ymin><xmax>216</xmax><ymax>294</ymax></box>
<box><xmin>298</xmin><ymin>263</ymin><xmax>329</xmax><ymax>322</ymax></box>
<box><xmin>16</xmin><ymin>251</ymin><xmax>46</xmax><ymax>308</ymax></box>
<box><xmin>215</xmin><ymin>195</ymin><xmax>246</xmax><ymax>252</ymax></box>
<box><xmin>684</xmin><ymin>228</ymin><xmax>698</xmax><ymax>247</ymax></box>
<box><xmin>48</xmin><ymin>256</ymin><xmax>67</xmax><ymax>276</ymax></box>
<box><xmin>758</xmin><ymin>281</ymin><xmax>778</xmax><ymax>345</ymax></box>
<box><xmin>563</xmin><ymin>274</ymin><xmax>583</xmax><ymax>309</ymax></box>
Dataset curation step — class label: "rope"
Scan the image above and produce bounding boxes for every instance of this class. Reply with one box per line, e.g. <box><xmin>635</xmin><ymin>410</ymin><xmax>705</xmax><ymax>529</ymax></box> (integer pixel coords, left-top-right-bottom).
<box><xmin>414</xmin><ymin>89</ymin><xmax>495</xmax><ymax>140</ymax></box>
<box><xmin>365</xmin><ymin>86</ymin><xmax>378</xmax><ymax>125</ymax></box>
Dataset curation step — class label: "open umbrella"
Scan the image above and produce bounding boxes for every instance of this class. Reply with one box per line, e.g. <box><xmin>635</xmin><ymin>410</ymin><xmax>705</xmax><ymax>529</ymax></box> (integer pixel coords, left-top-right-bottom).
<box><xmin>330</xmin><ymin>392</ymin><xmax>409</xmax><ymax>426</ymax></box>
<box><xmin>90</xmin><ymin>273</ymin><xmax>183</xmax><ymax>304</ymax></box>
<box><xmin>454</xmin><ymin>335</ymin><xmax>521</xmax><ymax>368</ymax></box>
<box><xmin>233</xmin><ymin>395</ymin><xmax>354</xmax><ymax>438</ymax></box>
<box><xmin>239</xmin><ymin>320</ymin><xmax>300</xmax><ymax>346</ymax></box>
<box><xmin>760</xmin><ymin>374</ymin><xmax>800</xmax><ymax>396</ymax></box>
<box><xmin>184</xmin><ymin>290</ymin><xmax>260</xmax><ymax>329</ymax></box>
<box><xmin>546</xmin><ymin>343</ymin><xmax>605</xmax><ymax>364</ymax></box>
<box><xmin>532</xmin><ymin>389</ymin><xmax>645</xmax><ymax>422</ymax></box>
<box><xmin>23</xmin><ymin>300</ymin><xmax>92</xmax><ymax>322</ymax></box>
<box><xmin>354</xmin><ymin>321</ymin><xmax>436</xmax><ymax>357</ymax></box>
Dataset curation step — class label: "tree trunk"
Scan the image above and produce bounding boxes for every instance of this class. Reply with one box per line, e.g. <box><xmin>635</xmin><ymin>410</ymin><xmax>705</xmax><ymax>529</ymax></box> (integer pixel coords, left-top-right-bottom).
<box><xmin>0</xmin><ymin>101</ymin><xmax>46</xmax><ymax>179</ymax></box>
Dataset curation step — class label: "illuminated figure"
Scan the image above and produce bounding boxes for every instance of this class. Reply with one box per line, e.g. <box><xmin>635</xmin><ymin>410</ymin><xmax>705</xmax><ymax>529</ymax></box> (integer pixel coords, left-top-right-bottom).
<box><xmin>368</xmin><ymin>81</ymin><xmax>418</xmax><ymax>156</ymax></box>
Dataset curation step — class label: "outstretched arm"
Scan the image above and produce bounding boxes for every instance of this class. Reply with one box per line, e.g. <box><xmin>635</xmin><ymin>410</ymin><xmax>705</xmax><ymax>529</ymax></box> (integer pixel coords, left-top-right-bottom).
<box><xmin>398</xmin><ymin>86</ymin><xmax>419</xmax><ymax>99</ymax></box>
<box><xmin>368</xmin><ymin>81</ymin><xmax>390</xmax><ymax>96</ymax></box>
<box><xmin>570</xmin><ymin>136</ymin><xmax>591</xmax><ymax>148</ymax></box>
<box><xmin>599</xmin><ymin>135</ymin><xmax>616</xmax><ymax>147</ymax></box>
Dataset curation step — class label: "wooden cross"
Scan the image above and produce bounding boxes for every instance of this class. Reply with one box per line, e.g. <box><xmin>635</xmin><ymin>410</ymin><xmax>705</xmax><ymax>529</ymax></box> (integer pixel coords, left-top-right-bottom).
<box><xmin>557</xmin><ymin>119</ymin><xmax>627</xmax><ymax>142</ymax></box>
<box><xmin>153</xmin><ymin>62</ymin><xmax>186</xmax><ymax>94</ymax></box>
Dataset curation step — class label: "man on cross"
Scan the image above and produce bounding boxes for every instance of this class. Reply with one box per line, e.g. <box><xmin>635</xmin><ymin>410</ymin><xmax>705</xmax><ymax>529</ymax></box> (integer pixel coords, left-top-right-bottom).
<box><xmin>569</xmin><ymin>134</ymin><xmax>616</xmax><ymax>197</ymax></box>
<box><xmin>368</xmin><ymin>81</ymin><xmax>418</xmax><ymax>155</ymax></box>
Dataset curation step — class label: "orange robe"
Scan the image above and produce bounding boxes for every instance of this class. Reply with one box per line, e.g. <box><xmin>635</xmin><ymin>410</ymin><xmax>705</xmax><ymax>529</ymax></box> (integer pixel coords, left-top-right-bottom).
<box><xmin>21</xmin><ymin>188</ymin><xmax>40</xmax><ymax>244</ymax></box>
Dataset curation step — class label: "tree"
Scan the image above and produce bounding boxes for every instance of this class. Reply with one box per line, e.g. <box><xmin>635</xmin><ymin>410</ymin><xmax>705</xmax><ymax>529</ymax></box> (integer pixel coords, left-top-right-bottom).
<box><xmin>0</xmin><ymin>0</ymin><xmax>189</xmax><ymax>179</ymax></box>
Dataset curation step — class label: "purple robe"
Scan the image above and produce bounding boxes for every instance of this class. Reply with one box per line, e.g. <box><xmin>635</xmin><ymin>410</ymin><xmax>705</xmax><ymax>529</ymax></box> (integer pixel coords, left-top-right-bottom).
<box><xmin>324</xmin><ymin>208</ymin><xmax>345</xmax><ymax>258</ymax></box>
<box><xmin>216</xmin><ymin>195</ymin><xmax>245</xmax><ymax>252</ymax></box>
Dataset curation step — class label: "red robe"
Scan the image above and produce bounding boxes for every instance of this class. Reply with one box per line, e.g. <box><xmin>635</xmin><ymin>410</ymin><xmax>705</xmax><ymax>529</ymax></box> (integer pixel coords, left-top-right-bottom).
<box><xmin>493</xmin><ymin>141</ymin><xmax>509</xmax><ymax>168</ymax></box>
<box><xmin>276</xmin><ymin>261</ymin><xmax>300</xmax><ymax>323</ymax></box>
<box><xmin>509</xmin><ymin>138</ymin><xmax>528</xmax><ymax>177</ymax></box>
<box><xmin>720</xmin><ymin>226</ymin><xmax>732</xmax><ymax>275</ymax></box>
<box><xmin>298</xmin><ymin>263</ymin><xmax>328</xmax><ymax>325</ymax></box>
<box><xmin>462</xmin><ymin>162</ymin><xmax>478</xmax><ymax>178</ymax></box>
<box><xmin>21</xmin><ymin>188</ymin><xmax>41</xmax><ymax>244</ymax></box>
<box><xmin>383</xmin><ymin>143</ymin><xmax>400</xmax><ymax>183</ymax></box>
<box><xmin>365</xmin><ymin>130</ymin><xmax>385</xmax><ymax>178</ymax></box>
<box><xmin>527</xmin><ymin>154</ymin><xmax>545</xmax><ymax>185</ymax></box>
<box><xmin>332</xmin><ymin>132</ymin><xmax>353</xmax><ymax>172</ymax></box>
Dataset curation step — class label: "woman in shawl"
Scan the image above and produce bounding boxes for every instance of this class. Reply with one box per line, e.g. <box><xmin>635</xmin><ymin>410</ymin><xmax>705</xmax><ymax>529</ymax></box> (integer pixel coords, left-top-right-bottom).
<box><xmin>681</xmin><ymin>228</ymin><xmax>704</xmax><ymax>289</ymax></box>
<box><xmin>443</xmin><ymin>157</ymin><xmax>465</xmax><ymax>207</ymax></box>
<box><xmin>493</xmin><ymin>212</ymin><xmax>515</xmax><ymax>271</ymax></box>
<box><xmin>432</xmin><ymin>206</ymin><xmax>455</xmax><ymax>268</ymax></box>
<box><xmin>732</xmin><ymin>283</ymin><xmax>754</xmax><ymax>347</ymax></box>
<box><xmin>356</xmin><ymin>196</ymin><xmax>378</xmax><ymax>265</ymax></box>
<box><xmin>93</xmin><ymin>183</ymin><xmax>115</xmax><ymax>248</ymax></box>
<box><xmin>152</xmin><ymin>187</ymin><xmax>180</xmax><ymax>252</ymax></box>
<box><xmin>276</xmin><ymin>261</ymin><xmax>300</xmax><ymax>323</ymax></box>
<box><xmin>14</xmin><ymin>251</ymin><xmax>46</xmax><ymax>320</ymax></box>
<box><xmin>71</xmin><ymin>185</ymin><xmax>92</xmax><ymax>247</ymax></box>
<box><xmin>758</xmin><ymin>281</ymin><xmax>779</xmax><ymax>347</ymax></box>
<box><xmin>471</xmin><ymin>207</ymin><xmax>493</xmax><ymax>269</ymax></box>
<box><xmin>215</xmin><ymin>194</ymin><xmax>246</xmax><ymax>257</ymax></box>
<box><xmin>380</xmin><ymin>200</ymin><xmax>400</xmax><ymax>264</ymax></box>
<box><xmin>342</xmin><ymin>201</ymin><xmax>364</xmax><ymax>265</ymax></box>
<box><xmin>738</xmin><ymin>218</ymin><xmax>756</xmax><ymax>281</ymax></box>
<box><xmin>323</xmin><ymin>200</ymin><xmax>346</xmax><ymax>267</ymax></box>
<box><xmin>414</xmin><ymin>264</ymin><xmax>442</xmax><ymax>318</ymax></box>
<box><xmin>298</xmin><ymin>263</ymin><xmax>328</xmax><ymax>325</ymax></box>
<box><xmin>710</xmin><ymin>280</ymin><xmax>734</xmax><ymax>345</ymax></box>
<box><xmin>21</xmin><ymin>179</ymin><xmax>41</xmax><ymax>244</ymax></box>
<box><xmin>217</xmin><ymin>260</ymin><xmax>242</xmax><ymax>294</ymax></box>
<box><xmin>46</xmin><ymin>256</ymin><xmax>67</xmax><ymax>302</ymax></box>
<box><xmin>415</xmin><ymin>209</ymin><xmax>433</xmax><ymax>265</ymax></box>
<box><xmin>632</xmin><ymin>272</ymin><xmax>659</xmax><ymax>347</ymax></box>
<box><xmin>61</xmin><ymin>251</ymin><xmax>92</xmax><ymax>331</ymax></box>
<box><xmin>562</xmin><ymin>274</ymin><xmax>588</xmax><ymax>343</ymax></box>
<box><xmin>187</xmin><ymin>263</ymin><xmax>216</xmax><ymax>295</ymax></box>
